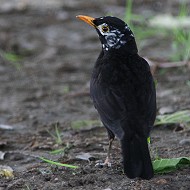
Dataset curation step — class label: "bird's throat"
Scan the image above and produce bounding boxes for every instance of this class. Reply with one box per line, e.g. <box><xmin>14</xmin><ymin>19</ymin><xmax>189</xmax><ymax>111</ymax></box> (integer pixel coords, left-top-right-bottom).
<box><xmin>102</xmin><ymin>38</ymin><xmax>138</xmax><ymax>55</ymax></box>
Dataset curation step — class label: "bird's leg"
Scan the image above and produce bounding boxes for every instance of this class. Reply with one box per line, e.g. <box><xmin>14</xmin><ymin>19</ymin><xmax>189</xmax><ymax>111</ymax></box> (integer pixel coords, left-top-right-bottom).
<box><xmin>95</xmin><ymin>138</ymin><xmax>114</xmax><ymax>167</ymax></box>
<box><xmin>103</xmin><ymin>128</ymin><xmax>115</xmax><ymax>167</ymax></box>
<box><xmin>104</xmin><ymin>138</ymin><xmax>114</xmax><ymax>167</ymax></box>
<box><xmin>95</xmin><ymin>128</ymin><xmax>115</xmax><ymax>168</ymax></box>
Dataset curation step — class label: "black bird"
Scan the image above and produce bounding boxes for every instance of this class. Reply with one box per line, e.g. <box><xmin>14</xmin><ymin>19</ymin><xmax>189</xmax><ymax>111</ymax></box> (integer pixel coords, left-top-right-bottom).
<box><xmin>76</xmin><ymin>15</ymin><xmax>156</xmax><ymax>180</ymax></box>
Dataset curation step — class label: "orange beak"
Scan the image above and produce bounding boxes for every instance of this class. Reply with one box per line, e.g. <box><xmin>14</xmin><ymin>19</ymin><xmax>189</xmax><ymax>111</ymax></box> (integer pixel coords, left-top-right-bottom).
<box><xmin>76</xmin><ymin>15</ymin><xmax>96</xmax><ymax>27</ymax></box>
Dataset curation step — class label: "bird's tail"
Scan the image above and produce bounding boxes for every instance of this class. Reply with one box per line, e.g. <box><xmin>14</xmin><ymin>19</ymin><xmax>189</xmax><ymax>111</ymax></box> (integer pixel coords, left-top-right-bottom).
<box><xmin>121</xmin><ymin>135</ymin><xmax>154</xmax><ymax>179</ymax></box>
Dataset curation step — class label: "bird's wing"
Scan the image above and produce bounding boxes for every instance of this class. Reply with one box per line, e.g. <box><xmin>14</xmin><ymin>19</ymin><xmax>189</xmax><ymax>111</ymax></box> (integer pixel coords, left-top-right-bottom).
<box><xmin>92</xmin><ymin>76</ymin><xmax>155</xmax><ymax>139</ymax></box>
<box><xmin>132</xmin><ymin>57</ymin><xmax>156</xmax><ymax>128</ymax></box>
<box><xmin>91</xmin><ymin>86</ymin><xmax>127</xmax><ymax>139</ymax></box>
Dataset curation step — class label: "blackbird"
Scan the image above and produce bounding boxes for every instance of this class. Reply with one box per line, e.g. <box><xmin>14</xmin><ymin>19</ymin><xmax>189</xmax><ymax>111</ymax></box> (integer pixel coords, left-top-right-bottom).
<box><xmin>76</xmin><ymin>15</ymin><xmax>156</xmax><ymax>180</ymax></box>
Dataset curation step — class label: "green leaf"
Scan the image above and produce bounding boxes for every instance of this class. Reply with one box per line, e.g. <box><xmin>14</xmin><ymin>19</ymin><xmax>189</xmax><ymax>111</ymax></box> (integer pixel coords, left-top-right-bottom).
<box><xmin>153</xmin><ymin>157</ymin><xmax>190</xmax><ymax>174</ymax></box>
<box><xmin>3</xmin><ymin>52</ymin><xmax>23</xmax><ymax>62</ymax></box>
<box><xmin>39</xmin><ymin>157</ymin><xmax>78</xmax><ymax>169</ymax></box>
<box><xmin>155</xmin><ymin>110</ymin><xmax>190</xmax><ymax>126</ymax></box>
<box><xmin>147</xmin><ymin>137</ymin><xmax>151</xmax><ymax>144</ymax></box>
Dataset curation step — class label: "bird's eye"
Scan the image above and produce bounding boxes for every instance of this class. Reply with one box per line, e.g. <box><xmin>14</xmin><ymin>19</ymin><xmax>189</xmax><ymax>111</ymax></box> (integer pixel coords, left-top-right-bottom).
<box><xmin>101</xmin><ymin>25</ymin><xmax>109</xmax><ymax>33</ymax></box>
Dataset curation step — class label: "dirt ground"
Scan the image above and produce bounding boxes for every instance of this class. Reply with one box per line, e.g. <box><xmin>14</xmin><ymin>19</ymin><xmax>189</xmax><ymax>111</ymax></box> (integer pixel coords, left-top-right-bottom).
<box><xmin>0</xmin><ymin>0</ymin><xmax>190</xmax><ymax>189</ymax></box>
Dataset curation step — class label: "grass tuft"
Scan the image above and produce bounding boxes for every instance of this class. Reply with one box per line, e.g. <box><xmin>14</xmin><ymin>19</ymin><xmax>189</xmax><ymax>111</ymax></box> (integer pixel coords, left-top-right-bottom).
<box><xmin>124</xmin><ymin>1</ymin><xmax>190</xmax><ymax>61</ymax></box>
<box><xmin>47</xmin><ymin>122</ymin><xmax>62</xmax><ymax>145</ymax></box>
<box><xmin>171</xmin><ymin>3</ymin><xmax>190</xmax><ymax>61</ymax></box>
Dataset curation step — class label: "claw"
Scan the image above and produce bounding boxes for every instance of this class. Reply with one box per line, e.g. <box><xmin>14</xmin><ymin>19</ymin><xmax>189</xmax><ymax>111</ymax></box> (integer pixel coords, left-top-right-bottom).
<box><xmin>95</xmin><ymin>157</ymin><xmax>112</xmax><ymax>168</ymax></box>
<box><xmin>95</xmin><ymin>161</ymin><xmax>104</xmax><ymax>168</ymax></box>
<box><xmin>104</xmin><ymin>156</ymin><xmax>112</xmax><ymax>167</ymax></box>
<box><xmin>95</xmin><ymin>138</ymin><xmax>114</xmax><ymax>168</ymax></box>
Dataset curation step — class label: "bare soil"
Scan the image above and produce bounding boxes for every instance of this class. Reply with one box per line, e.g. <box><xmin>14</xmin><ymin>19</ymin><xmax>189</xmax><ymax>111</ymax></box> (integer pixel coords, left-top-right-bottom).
<box><xmin>0</xmin><ymin>1</ymin><xmax>190</xmax><ymax>189</ymax></box>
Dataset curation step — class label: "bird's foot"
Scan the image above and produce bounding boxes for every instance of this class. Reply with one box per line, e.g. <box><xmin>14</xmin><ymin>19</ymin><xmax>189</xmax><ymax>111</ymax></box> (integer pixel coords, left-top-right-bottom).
<box><xmin>95</xmin><ymin>157</ymin><xmax>111</xmax><ymax>168</ymax></box>
<box><xmin>104</xmin><ymin>156</ymin><xmax>112</xmax><ymax>167</ymax></box>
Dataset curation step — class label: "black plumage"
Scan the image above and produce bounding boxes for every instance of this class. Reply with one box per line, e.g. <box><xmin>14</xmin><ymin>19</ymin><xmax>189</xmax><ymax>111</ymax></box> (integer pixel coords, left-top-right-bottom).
<box><xmin>77</xmin><ymin>15</ymin><xmax>156</xmax><ymax>180</ymax></box>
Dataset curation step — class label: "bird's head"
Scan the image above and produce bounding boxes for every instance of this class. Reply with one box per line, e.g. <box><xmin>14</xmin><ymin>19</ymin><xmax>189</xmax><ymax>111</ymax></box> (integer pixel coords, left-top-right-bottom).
<box><xmin>76</xmin><ymin>15</ymin><xmax>137</xmax><ymax>52</ymax></box>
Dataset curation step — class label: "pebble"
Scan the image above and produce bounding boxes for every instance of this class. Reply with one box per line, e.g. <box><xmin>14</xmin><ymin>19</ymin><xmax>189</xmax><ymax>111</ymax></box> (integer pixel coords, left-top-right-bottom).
<box><xmin>179</xmin><ymin>139</ymin><xmax>190</xmax><ymax>146</ymax></box>
<box><xmin>159</xmin><ymin>106</ymin><xmax>173</xmax><ymax>114</ymax></box>
<box><xmin>54</xmin><ymin>177</ymin><xmax>59</xmax><ymax>182</ymax></box>
<box><xmin>155</xmin><ymin>179</ymin><xmax>167</xmax><ymax>185</ymax></box>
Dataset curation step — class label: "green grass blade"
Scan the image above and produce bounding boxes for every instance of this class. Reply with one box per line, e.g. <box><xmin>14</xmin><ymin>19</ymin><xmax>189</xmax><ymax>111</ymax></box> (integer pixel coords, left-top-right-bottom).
<box><xmin>39</xmin><ymin>157</ymin><xmax>78</xmax><ymax>169</ymax></box>
<box><xmin>125</xmin><ymin>0</ymin><xmax>133</xmax><ymax>25</ymax></box>
<box><xmin>55</xmin><ymin>124</ymin><xmax>62</xmax><ymax>144</ymax></box>
<box><xmin>46</xmin><ymin>129</ymin><xmax>57</xmax><ymax>140</ymax></box>
<box><xmin>153</xmin><ymin>157</ymin><xmax>190</xmax><ymax>174</ymax></box>
<box><xmin>46</xmin><ymin>122</ymin><xmax>63</xmax><ymax>145</ymax></box>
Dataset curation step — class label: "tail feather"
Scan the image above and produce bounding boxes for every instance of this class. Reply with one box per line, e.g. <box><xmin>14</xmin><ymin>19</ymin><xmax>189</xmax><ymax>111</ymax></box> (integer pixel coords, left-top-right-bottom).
<box><xmin>121</xmin><ymin>135</ymin><xmax>154</xmax><ymax>179</ymax></box>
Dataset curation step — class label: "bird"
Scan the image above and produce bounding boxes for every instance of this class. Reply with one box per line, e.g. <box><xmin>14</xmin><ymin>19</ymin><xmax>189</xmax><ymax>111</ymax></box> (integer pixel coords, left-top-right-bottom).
<box><xmin>76</xmin><ymin>15</ymin><xmax>156</xmax><ymax>180</ymax></box>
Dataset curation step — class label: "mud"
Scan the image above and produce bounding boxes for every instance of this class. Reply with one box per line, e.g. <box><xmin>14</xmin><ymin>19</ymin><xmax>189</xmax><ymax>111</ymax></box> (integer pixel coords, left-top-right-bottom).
<box><xmin>0</xmin><ymin>1</ymin><xmax>190</xmax><ymax>190</ymax></box>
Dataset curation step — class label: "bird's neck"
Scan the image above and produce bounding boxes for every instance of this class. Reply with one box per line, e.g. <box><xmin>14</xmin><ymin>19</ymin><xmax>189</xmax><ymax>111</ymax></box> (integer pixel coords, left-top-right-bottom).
<box><xmin>103</xmin><ymin>39</ymin><xmax>138</xmax><ymax>57</ymax></box>
<box><xmin>94</xmin><ymin>41</ymin><xmax>138</xmax><ymax>71</ymax></box>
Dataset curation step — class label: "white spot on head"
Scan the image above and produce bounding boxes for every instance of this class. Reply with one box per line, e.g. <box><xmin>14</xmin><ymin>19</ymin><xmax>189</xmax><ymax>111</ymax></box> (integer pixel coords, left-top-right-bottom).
<box><xmin>102</xmin><ymin>44</ymin><xmax>105</xmax><ymax>48</ymax></box>
<box><xmin>100</xmin><ymin>17</ymin><xmax>103</xmax><ymax>20</ymax></box>
<box><xmin>120</xmin><ymin>40</ymin><xmax>127</xmax><ymax>44</ymax></box>
<box><xmin>105</xmin><ymin>47</ymin><xmax>108</xmax><ymax>51</ymax></box>
<box><xmin>125</xmin><ymin>25</ymin><xmax>131</xmax><ymax>31</ymax></box>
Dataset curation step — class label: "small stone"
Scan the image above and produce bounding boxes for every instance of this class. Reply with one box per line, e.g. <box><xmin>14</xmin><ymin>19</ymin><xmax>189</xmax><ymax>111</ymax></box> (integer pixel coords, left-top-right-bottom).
<box><xmin>95</xmin><ymin>162</ymin><xmax>104</xmax><ymax>168</ymax></box>
<box><xmin>156</xmin><ymin>179</ymin><xmax>167</xmax><ymax>185</ymax></box>
<box><xmin>54</xmin><ymin>177</ymin><xmax>59</xmax><ymax>182</ymax></box>
<box><xmin>44</xmin><ymin>175</ymin><xmax>51</xmax><ymax>181</ymax></box>
<box><xmin>179</xmin><ymin>139</ymin><xmax>190</xmax><ymax>145</ymax></box>
<box><xmin>159</xmin><ymin>107</ymin><xmax>173</xmax><ymax>114</ymax></box>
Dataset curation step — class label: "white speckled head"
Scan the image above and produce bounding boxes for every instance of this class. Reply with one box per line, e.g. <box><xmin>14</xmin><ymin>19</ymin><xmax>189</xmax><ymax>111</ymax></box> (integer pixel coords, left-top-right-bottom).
<box><xmin>77</xmin><ymin>15</ymin><xmax>136</xmax><ymax>52</ymax></box>
<box><xmin>93</xmin><ymin>16</ymin><xmax>135</xmax><ymax>51</ymax></box>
